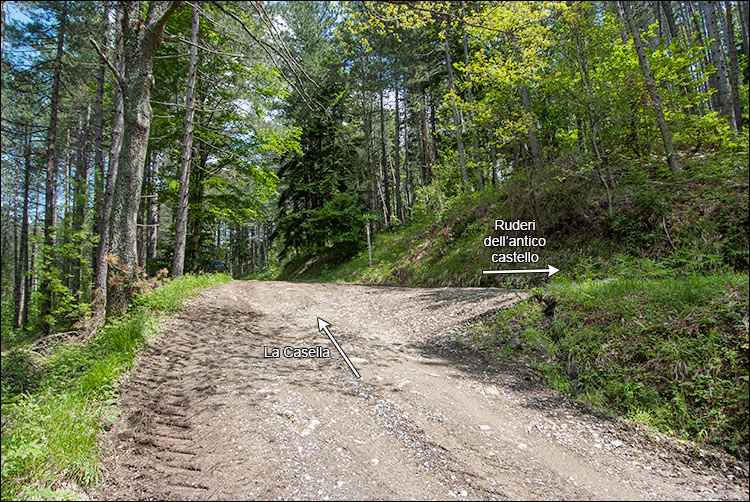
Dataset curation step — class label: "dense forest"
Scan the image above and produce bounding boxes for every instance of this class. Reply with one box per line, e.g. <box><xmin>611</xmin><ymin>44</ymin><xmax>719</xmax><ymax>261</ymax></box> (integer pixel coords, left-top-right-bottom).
<box><xmin>0</xmin><ymin>0</ymin><xmax>748</xmax><ymax>498</ymax></box>
<box><xmin>1</xmin><ymin>0</ymin><xmax>747</xmax><ymax>333</ymax></box>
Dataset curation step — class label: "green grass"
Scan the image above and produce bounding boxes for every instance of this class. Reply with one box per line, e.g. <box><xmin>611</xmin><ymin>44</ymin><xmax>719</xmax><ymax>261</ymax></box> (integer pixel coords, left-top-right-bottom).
<box><xmin>468</xmin><ymin>271</ymin><xmax>749</xmax><ymax>459</ymax></box>
<box><xmin>0</xmin><ymin>273</ymin><xmax>231</xmax><ymax>501</ymax></box>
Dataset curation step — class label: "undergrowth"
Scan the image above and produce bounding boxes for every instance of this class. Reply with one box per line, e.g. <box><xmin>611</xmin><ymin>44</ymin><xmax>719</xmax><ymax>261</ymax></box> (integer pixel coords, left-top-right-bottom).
<box><xmin>0</xmin><ymin>273</ymin><xmax>231</xmax><ymax>501</ymax></box>
<box><xmin>279</xmin><ymin>147</ymin><xmax>748</xmax><ymax>288</ymax></box>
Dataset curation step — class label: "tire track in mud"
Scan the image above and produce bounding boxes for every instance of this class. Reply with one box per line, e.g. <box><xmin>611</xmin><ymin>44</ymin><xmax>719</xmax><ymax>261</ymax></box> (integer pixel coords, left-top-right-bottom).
<box><xmin>102</xmin><ymin>302</ymin><xmax>263</xmax><ymax>499</ymax></box>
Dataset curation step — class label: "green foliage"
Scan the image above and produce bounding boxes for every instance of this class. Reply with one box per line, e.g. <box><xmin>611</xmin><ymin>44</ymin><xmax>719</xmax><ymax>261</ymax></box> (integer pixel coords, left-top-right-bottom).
<box><xmin>0</xmin><ymin>274</ymin><xmax>231</xmax><ymax>500</ymax></box>
<box><xmin>28</xmin><ymin>231</ymin><xmax>97</xmax><ymax>334</ymax></box>
<box><xmin>274</xmin><ymin>3</ymin><xmax>369</xmax><ymax>258</ymax></box>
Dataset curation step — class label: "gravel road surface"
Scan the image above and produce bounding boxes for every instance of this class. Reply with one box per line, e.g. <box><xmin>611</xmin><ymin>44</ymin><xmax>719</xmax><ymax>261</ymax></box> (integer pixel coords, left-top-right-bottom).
<box><xmin>96</xmin><ymin>280</ymin><xmax>748</xmax><ymax>500</ymax></box>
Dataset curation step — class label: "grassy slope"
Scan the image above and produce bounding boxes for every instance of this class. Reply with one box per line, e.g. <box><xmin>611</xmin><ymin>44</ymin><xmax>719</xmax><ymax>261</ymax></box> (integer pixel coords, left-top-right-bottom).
<box><xmin>0</xmin><ymin>274</ymin><xmax>231</xmax><ymax>501</ymax></box>
<box><xmin>278</xmin><ymin>149</ymin><xmax>749</xmax><ymax>458</ymax></box>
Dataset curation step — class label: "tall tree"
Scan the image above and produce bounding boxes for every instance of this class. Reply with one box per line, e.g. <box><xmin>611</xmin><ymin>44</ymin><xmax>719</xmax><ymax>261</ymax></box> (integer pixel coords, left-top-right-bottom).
<box><xmin>702</xmin><ymin>1</ymin><xmax>736</xmax><ymax>130</ymax></box>
<box><xmin>171</xmin><ymin>5</ymin><xmax>199</xmax><ymax>278</ymax></box>
<box><xmin>40</xmin><ymin>1</ymin><xmax>68</xmax><ymax>333</ymax></box>
<box><xmin>92</xmin><ymin>1</ymin><xmax>109</xmax><ymax>287</ymax></box>
<box><xmin>737</xmin><ymin>1</ymin><xmax>749</xmax><ymax>59</ymax></box>
<box><xmin>443</xmin><ymin>17</ymin><xmax>469</xmax><ymax>192</ymax></box>
<box><xmin>619</xmin><ymin>1</ymin><xmax>680</xmax><ymax>172</ymax></box>
<box><xmin>146</xmin><ymin>151</ymin><xmax>160</xmax><ymax>264</ymax></box>
<box><xmin>721</xmin><ymin>0</ymin><xmax>743</xmax><ymax>130</ymax></box>
<box><xmin>1</xmin><ymin>0</ymin><xmax>6</xmax><ymax>59</ymax></box>
<box><xmin>394</xmin><ymin>85</ymin><xmax>403</xmax><ymax>222</ymax></box>
<box><xmin>106</xmin><ymin>0</ymin><xmax>180</xmax><ymax>316</ymax></box>
<box><xmin>70</xmin><ymin>102</ymin><xmax>91</xmax><ymax>295</ymax></box>
<box><xmin>379</xmin><ymin>86</ymin><xmax>391</xmax><ymax>227</ymax></box>
<box><xmin>92</xmin><ymin>2</ymin><xmax>124</xmax><ymax>320</ymax></box>
<box><xmin>460</xmin><ymin>0</ymin><xmax>482</xmax><ymax>189</ymax></box>
<box><xmin>14</xmin><ymin>129</ymin><xmax>31</xmax><ymax>329</ymax></box>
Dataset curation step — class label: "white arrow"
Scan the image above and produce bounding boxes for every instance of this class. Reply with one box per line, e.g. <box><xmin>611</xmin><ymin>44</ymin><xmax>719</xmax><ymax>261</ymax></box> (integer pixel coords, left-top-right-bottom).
<box><xmin>317</xmin><ymin>318</ymin><xmax>361</xmax><ymax>379</ymax></box>
<box><xmin>482</xmin><ymin>265</ymin><xmax>559</xmax><ymax>277</ymax></box>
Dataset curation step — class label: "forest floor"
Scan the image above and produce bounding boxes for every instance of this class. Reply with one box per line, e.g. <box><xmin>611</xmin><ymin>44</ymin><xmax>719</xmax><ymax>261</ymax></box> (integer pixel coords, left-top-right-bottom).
<box><xmin>93</xmin><ymin>280</ymin><xmax>747</xmax><ymax>500</ymax></box>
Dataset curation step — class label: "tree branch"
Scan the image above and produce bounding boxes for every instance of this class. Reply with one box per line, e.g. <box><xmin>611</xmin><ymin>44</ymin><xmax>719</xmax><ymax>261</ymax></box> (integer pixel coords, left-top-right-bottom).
<box><xmin>214</xmin><ymin>3</ymin><xmax>319</xmax><ymax>112</ymax></box>
<box><xmin>88</xmin><ymin>36</ymin><xmax>122</xmax><ymax>87</ymax></box>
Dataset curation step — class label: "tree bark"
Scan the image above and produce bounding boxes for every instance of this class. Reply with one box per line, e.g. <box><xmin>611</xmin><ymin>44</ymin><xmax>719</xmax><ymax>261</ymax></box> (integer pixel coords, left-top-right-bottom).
<box><xmin>92</xmin><ymin>1</ymin><xmax>109</xmax><ymax>285</ymax></box>
<box><xmin>40</xmin><ymin>1</ymin><xmax>67</xmax><ymax>332</ymax></box>
<box><xmin>71</xmin><ymin>102</ymin><xmax>91</xmax><ymax>295</ymax></box>
<box><xmin>362</xmin><ymin>90</ymin><xmax>377</xmax><ymax>231</ymax></box>
<box><xmin>444</xmin><ymin>20</ymin><xmax>469</xmax><ymax>192</ymax></box>
<box><xmin>415</xmin><ymin>81</ymin><xmax>433</xmax><ymax>184</ymax></box>
<box><xmin>107</xmin><ymin>0</ymin><xmax>180</xmax><ymax>316</ymax></box>
<box><xmin>687</xmin><ymin>1</ymin><xmax>720</xmax><ymax>112</ymax></box>
<box><xmin>14</xmin><ymin>129</ymin><xmax>31</xmax><ymax>329</ymax></box>
<box><xmin>620</xmin><ymin>1</ymin><xmax>681</xmax><ymax>172</ymax></box>
<box><xmin>147</xmin><ymin>151</ymin><xmax>160</xmax><ymax>263</ymax></box>
<box><xmin>721</xmin><ymin>0</ymin><xmax>743</xmax><ymax>130</ymax></box>
<box><xmin>737</xmin><ymin>1</ymin><xmax>749</xmax><ymax>68</ymax></box>
<box><xmin>394</xmin><ymin>85</ymin><xmax>403</xmax><ymax>222</ymax></box>
<box><xmin>1</xmin><ymin>1</ymin><xmax>6</xmax><ymax>59</ymax></box>
<box><xmin>185</xmin><ymin>148</ymin><xmax>208</xmax><ymax>269</ymax></box>
<box><xmin>519</xmin><ymin>84</ymin><xmax>544</xmax><ymax>172</ymax></box>
<box><xmin>403</xmin><ymin>82</ymin><xmax>412</xmax><ymax>216</ymax></box>
<box><xmin>703</xmin><ymin>1</ymin><xmax>736</xmax><ymax>129</ymax></box>
<box><xmin>379</xmin><ymin>87</ymin><xmax>391</xmax><ymax>228</ymax></box>
<box><xmin>93</xmin><ymin>3</ymin><xmax>124</xmax><ymax>320</ymax></box>
<box><xmin>171</xmin><ymin>5</ymin><xmax>199</xmax><ymax>278</ymax></box>
<box><xmin>490</xmin><ymin>128</ymin><xmax>497</xmax><ymax>185</ymax></box>
<box><xmin>660</xmin><ymin>1</ymin><xmax>679</xmax><ymax>40</ymax></box>
<box><xmin>461</xmin><ymin>0</ymin><xmax>482</xmax><ymax>190</ymax></box>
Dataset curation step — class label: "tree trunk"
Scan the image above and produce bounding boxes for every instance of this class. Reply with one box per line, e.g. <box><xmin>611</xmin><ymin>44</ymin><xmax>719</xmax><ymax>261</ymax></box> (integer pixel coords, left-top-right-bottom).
<box><xmin>686</xmin><ymin>1</ymin><xmax>718</xmax><ymax>112</ymax></box>
<box><xmin>519</xmin><ymin>84</ymin><xmax>544</xmax><ymax>172</ymax></box>
<box><xmin>138</xmin><ymin>169</ymin><xmax>147</xmax><ymax>269</ymax></box>
<box><xmin>415</xmin><ymin>81</ymin><xmax>433</xmax><ymax>184</ymax></box>
<box><xmin>64</xmin><ymin>129</ymin><xmax>72</xmax><ymax>222</ymax></box>
<box><xmin>722</xmin><ymin>0</ymin><xmax>743</xmax><ymax>130</ymax></box>
<box><xmin>362</xmin><ymin>90</ymin><xmax>377</xmax><ymax>231</ymax></box>
<box><xmin>394</xmin><ymin>85</ymin><xmax>403</xmax><ymax>222</ymax></box>
<box><xmin>92</xmin><ymin>1</ymin><xmax>109</xmax><ymax>285</ymax></box>
<box><xmin>490</xmin><ymin>129</ymin><xmax>497</xmax><ymax>185</ymax></box>
<box><xmin>660</xmin><ymin>1</ymin><xmax>695</xmax><ymax>111</ymax></box>
<box><xmin>737</xmin><ymin>1</ymin><xmax>749</xmax><ymax>68</ymax></box>
<box><xmin>461</xmin><ymin>0</ymin><xmax>482</xmax><ymax>190</ymax></box>
<box><xmin>185</xmin><ymin>148</ymin><xmax>208</xmax><ymax>270</ymax></box>
<box><xmin>703</xmin><ymin>1</ymin><xmax>736</xmax><ymax>129</ymax></box>
<box><xmin>172</xmin><ymin>6</ymin><xmax>199</xmax><ymax>278</ymax></box>
<box><xmin>71</xmin><ymin>103</ymin><xmax>91</xmax><ymax>295</ymax></box>
<box><xmin>93</xmin><ymin>3</ymin><xmax>124</xmax><ymax>320</ymax></box>
<box><xmin>620</xmin><ymin>1</ymin><xmax>681</xmax><ymax>172</ymax></box>
<box><xmin>379</xmin><ymin>88</ymin><xmax>391</xmax><ymax>228</ymax></box>
<box><xmin>444</xmin><ymin>21</ymin><xmax>469</xmax><ymax>192</ymax></box>
<box><xmin>27</xmin><ymin>193</ymin><xmax>40</xmax><ymax>326</ymax></box>
<box><xmin>661</xmin><ymin>1</ymin><xmax>679</xmax><ymax>40</ymax></box>
<box><xmin>1</xmin><ymin>1</ymin><xmax>6</xmax><ymax>59</ymax></box>
<box><xmin>40</xmin><ymin>1</ymin><xmax>67</xmax><ymax>333</ymax></box>
<box><xmin>403</xmin><ymin>82</ymin><xmax>412</xmax><ymax>216</ymax></box>
<box><xmin>14</xmin><ymin>129</ymin><xmax>31</xmax><ymax>329</ymax></box>
<box><xmin>107</xmin><ymin>0</ymin><xmax>180</xmax><ymax>316</ymax></box>
<box><xmin>147</xmin><ymin>151</ymin><xmax>160</xmax><ymax>263</ymax></box>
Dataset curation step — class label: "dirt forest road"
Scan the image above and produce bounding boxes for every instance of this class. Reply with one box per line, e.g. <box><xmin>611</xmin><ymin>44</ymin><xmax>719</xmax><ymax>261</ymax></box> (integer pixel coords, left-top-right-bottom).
<box><xmin>96</xmin><ymin>280</ymin><xmax>747</xmax><ymax>501</ymax></box>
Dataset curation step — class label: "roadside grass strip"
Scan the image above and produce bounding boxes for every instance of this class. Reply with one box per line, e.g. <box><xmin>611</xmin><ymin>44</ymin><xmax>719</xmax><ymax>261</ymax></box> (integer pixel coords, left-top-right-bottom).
<box><xmin>0</xmin><ymin>273</ymin><xmax>231</xmax><ymax>501</ymax></box>
<box><xmin>468</xmin><ymin>271</ymin><xmax>749</xmax><ymax>459</ymax></box>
